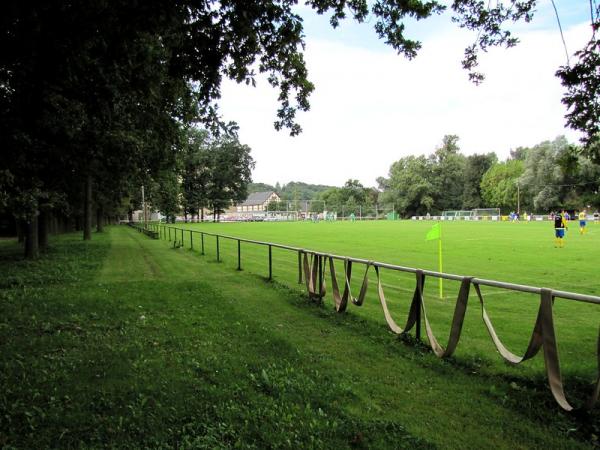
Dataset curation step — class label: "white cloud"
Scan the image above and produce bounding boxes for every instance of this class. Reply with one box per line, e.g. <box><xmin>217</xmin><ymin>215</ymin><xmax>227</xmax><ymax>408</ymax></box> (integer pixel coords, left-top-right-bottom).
<box><xmin>219</xmin><ymin>15</ymin><xmax>591</xmax><ymax>188</ymax></box>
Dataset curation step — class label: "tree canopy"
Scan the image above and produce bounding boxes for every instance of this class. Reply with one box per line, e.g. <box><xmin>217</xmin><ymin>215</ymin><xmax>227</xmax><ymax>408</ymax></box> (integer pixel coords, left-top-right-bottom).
<box><xmin>376</xmin><ymin>135</ymin><xmax>600</xmax><ymax>217</ymax></box>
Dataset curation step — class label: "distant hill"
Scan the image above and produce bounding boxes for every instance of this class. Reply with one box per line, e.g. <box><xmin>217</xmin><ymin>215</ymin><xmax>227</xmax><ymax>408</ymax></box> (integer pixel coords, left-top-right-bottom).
<box><xmin>248</xmin><ymin>181</ymin><xmax>335</xmax><ymax>200</ymax></box>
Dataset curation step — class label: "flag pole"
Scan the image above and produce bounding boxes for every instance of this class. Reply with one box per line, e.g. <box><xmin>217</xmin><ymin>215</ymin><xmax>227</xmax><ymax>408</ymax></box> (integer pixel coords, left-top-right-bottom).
<box><xmin>438</xmin><ymin>222</ymin><xmax>443</xmax><ymax>299</ymax></box>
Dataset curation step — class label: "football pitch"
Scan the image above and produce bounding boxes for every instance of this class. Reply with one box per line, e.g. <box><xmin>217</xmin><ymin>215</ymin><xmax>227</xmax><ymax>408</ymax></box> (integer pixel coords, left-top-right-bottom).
<box><xmin>174</xmin><ymin>219</ymin><xmax>599</xmax><ymax>389</ymax></box>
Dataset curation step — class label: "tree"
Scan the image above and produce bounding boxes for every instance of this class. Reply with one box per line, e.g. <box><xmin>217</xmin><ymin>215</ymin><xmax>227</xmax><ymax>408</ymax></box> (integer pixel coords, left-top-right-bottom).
<box><xmin>430</xmin><ymin>135</ymin><xmax>467</xmax><ymax>211</ymax></box>
<box><xmin>518</xmin><ymin>136</ymin><xmax>600</xmax><ymax>211</ymax></box>
<box><xmin>149</xmin><ymin>170</ymin><xmax>181</xmax><ymax>223</ymax></box>
<box><xmin>378</xmin><ymin>155</ymin><xmax>435</xmax><ymax>217</ymax></box>
<box><xmin>340</xmin><ymin>179</ymin><xmax>367</xmax><ymax>206</ymax></box>
<box><xmin>181</xmin><ymin>128</ymin><xmax>212</xmax><ymax>221</ymax></box>
<box><xmin>480</xmin><ymin>160</ymin><xmax>524</xmax><ymax>212</ymax></box>
<box><xmin>517</xmin><ymin>137</ymin><xmax>571</xmax><ymax>211</ymax></box>
<box><xmin>510</xmin><ymin>147</ymin><xmax>529</xmax><ymax>161</ymax></box>
<box><xmin>1</xmin><ymin>1</ymin><xmax>190</xmax><ymax>252</ymax></box>
<box><xmin>556</xmin><ymin>4</ymin><xmax>600</xmax><ymax>158</ymax></box>
<box><xmin>462</xmin><ymin>153</ymin><xmax>497</xmax><ymax>209</ymax></box>
<box><xmin>345</xmin><ymin>196</ymin><xmax>359</xmax><ymax>216</ymax></box>
<box><xmin>207</xmin><ymin>136</ymin><xmax>255</xmax><ymax>221</ymax></box>
<box><xmin>317</xmin><ymin>188</ymin><xmax>344</xmax><ymax>215</ymax></box>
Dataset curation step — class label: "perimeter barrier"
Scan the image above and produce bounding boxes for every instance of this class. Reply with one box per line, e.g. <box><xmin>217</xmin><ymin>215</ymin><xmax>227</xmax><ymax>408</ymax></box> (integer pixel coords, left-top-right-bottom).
<box><xmin>133</xmin><ymin>222</ymin><xmax>599</xmax><ymax>412</ymax></box>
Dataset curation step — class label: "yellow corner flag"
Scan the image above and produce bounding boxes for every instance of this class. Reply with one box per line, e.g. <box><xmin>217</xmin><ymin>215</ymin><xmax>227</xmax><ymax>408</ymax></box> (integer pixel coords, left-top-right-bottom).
<box><xmin>425</xmin><ymin>223</ymin><xmax>441</xmax><ymax>241</ymax></box>
<box><xmin>425</xmin><ymin>222</ymin><xmax>443</xmax><ymax>298</ymax></box>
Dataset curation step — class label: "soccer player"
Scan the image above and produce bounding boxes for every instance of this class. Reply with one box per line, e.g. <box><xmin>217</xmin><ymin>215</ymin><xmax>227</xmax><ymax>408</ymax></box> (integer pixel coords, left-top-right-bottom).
<box><xmin>579</xmin><ymin>209</ymin><xmax>587</xmax><ymax>234</ymax></box>
<box><xmin>554</xmin><ymin>211</ymin><xmax>567</xmax><ymax>248</ymax></box>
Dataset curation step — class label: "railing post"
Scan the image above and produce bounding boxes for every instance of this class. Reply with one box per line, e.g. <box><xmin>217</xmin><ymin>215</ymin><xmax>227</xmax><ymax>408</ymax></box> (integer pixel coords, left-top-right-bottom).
<box><xmin>237</xmin><ymin>240</ymin><xmax>241</xmax><ymax>270</ymax></box>
<box><xmin>415</xmin><ymin>271</ymin><xmax>423</xmax><ymax>341</ymax></box>
<box><xmin>415</xmin><ymin>302</ymin><xmax>421</xmax><ymax>341</ymax></box>
<box><xmin>168</xmin><ymin>227</ymin><xmax>171</xmax><ymax>241</ymax></box>
<box><xmin>216</xmin><ymin>235</ymin><xmax>220</xmax><ymax>262</ymax></box>
<box><xmin>298</xmin><ymin>251</ymin><xmax>302</xmax><ymax>284</ymax></box>
<box><xmin>201</xmin><ymin>232</ymin><xmax>205</xmax><ymax>255</ymax></box>
<box><xmin>318</xmin><ymin>255</ymin><xmax>323</xmax><ymax>299</ymax></box>
<box><xmin>268</xmin><ymin>245</ymin><xmax>272</xmax><ymax>280</ymax></box>
<box><xmin>190</xmin><ymin>230</ymin><xmax>193</xmax><ymax>250</ymax></box>
<box><xmin>181</xmin><ymin>228</ymin><xmax>184</xmax><ymax>246</ymax></box>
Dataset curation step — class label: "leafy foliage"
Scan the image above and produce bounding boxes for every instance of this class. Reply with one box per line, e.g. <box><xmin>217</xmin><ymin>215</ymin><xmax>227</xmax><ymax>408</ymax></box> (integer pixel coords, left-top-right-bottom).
<box><xmin>556</xmin><ymin>4</ymin><xmax>600</xmax><ymax>158</ymax></box>
<box><xmin>519</xmin><ymin>136</ymin><xmax>600</xmax><ymax>211</ymax></box>
<box><xmin>480</xmin><ymin>159</ymin><xmax>524</xmax><ymax>210</ymax></box>
<box><xmin>378</xmin><ymin>155</ymin><xmax>435</xmax><ymax>216</ymax></box>
<box><xmin>451</xmin><ymin>0</ymin><xmax>536</xmax><ymax>83</ymax></box>
<box><xmin>462</xmin><ymin>153</ymin><xmax>498</xmax><ymax>209</ymax></box>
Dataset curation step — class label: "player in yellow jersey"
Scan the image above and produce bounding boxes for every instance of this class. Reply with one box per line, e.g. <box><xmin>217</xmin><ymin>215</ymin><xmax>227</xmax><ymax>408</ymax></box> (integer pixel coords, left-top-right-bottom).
<box><xmin>554</xmin><ymin>211</ymin><xmax>567</xmax><ymax>248</ymax></box>
<box><xmin>578</xmin><ymin>209</ymin><xmax>587</xmax><ymax>234</ymax></box>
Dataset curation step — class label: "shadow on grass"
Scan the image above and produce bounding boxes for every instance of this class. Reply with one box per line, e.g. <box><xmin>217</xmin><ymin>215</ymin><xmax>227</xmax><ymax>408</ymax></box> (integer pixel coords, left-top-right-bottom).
<box><xmin>261</xmin><ymin>276</ymin><xmax>599</xmax><ymax>446</ymax></box>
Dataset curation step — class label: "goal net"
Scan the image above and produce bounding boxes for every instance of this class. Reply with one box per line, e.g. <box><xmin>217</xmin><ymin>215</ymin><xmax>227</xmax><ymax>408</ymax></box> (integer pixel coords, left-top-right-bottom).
<box><xmin>265</xmin><ymin>210</ymin><xmax>298</xmax><ymax>221</ymax></box>
<box><xmin>442</xmin><ymin>210</ymin><xmax>472</xmax><ymax>217</ymax></box>
<box><xmin>471</xmin><ymin>208</ymin><xmax>501</xmax><ymax>217</ymax></box>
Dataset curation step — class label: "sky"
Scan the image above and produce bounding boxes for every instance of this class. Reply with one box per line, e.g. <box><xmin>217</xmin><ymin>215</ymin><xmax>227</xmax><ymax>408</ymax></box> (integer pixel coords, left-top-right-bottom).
<box><xmin>219</xmin><ymin>1</ymin><xmax>594</xmax><ymax>188</ymax></box>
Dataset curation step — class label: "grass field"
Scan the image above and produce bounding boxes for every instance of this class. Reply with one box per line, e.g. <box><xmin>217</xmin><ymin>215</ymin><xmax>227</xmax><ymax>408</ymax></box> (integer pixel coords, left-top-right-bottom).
<box><xmin>170</xmin><ymin>220</ymin><xmax>599</xmax><ymax>382</ymax></box>
<box><xmin>173</xmin><ymin>219</ymin><xmax>600</xmax><ymax>294</ymax></box>
<box><xmin>1</xmin><ymin>223</ymin><xmax>598</xmax><ymax>448</ymax></box>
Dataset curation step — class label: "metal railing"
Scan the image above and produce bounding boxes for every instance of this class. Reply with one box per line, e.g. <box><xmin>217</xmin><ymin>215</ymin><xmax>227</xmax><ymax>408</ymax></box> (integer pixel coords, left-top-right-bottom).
<box><xmin>134</xmin><ymin>222</ymin><xmax>599</xmax><ymax>412</ymax></box>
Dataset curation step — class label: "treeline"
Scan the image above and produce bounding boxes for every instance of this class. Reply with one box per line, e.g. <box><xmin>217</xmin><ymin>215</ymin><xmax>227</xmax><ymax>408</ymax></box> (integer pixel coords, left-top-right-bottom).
<box><xmin>174</xmin><ymin>130</ymin><xmax>254</xmax><ymax>223</ymax></box>
<box><xmin>260</xmin><ymin>135</ymin><xmax>600</xmax><ymax>217</ymax></box>
<box><xmin>377</xmin><ymin>135</ymin><xmax>600</xmax><ymax>217</ymax></box>
<box><xmin>249</xmin><ymin>182</ymin><xmax>334</xmax><ymax>201</ymax></box>
<box><xmin>1</xmin><ymin>1</ymin><xmax>314</xmax><ymax>258</ymax></box>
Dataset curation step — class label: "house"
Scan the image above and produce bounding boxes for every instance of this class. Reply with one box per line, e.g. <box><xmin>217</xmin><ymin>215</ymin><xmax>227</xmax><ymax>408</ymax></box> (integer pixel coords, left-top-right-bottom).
<box><xmin>236</xmin><ymin>191</ymin><xmax>280</xmax><ymax>213</ymax></box>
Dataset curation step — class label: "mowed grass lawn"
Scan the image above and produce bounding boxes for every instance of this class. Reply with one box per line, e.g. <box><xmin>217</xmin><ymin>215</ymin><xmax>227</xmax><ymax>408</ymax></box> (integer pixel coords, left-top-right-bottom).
<box><xmin>0</xmin><ymin>224</ymin><xmax>598</xmax><ymax>448</ymax></box>
<box><xmin>174</xmin><ymin>220</ymin><xmax>599</xmax><ymax>381</ymax></box>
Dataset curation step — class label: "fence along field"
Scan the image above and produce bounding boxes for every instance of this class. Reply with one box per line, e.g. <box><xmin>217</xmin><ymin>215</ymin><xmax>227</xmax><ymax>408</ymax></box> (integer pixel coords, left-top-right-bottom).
<box><xmin>139</xmin><ymin>220</ymin><xmax>600</xmax><ymax>411</ymax></box>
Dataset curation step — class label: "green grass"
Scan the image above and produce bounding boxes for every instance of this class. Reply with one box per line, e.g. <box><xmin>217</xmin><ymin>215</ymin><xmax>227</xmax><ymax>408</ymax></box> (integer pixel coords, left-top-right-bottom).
<box><xmin>0</xmin><ymin>224</ymin><xmax>598</xmax><ymax>448</ymax></box>
<box><xmin>170</xmin><ymin>220</ymin><xmax>599</xmax><ymax>382</ymax></box>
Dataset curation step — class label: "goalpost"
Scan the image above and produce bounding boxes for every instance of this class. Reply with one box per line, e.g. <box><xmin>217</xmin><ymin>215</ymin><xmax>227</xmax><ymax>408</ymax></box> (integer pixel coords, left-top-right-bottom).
<box><xmin>441</xmin><ymin>210</ymin><xmax>472</xmax><ymax>219</ymax></box>
<box><xmin>471</xmin><ymin>208</ymin><xmax>501</xmax><ymax>220</ymax></box>
<box><xmin>441</xmin><ymin>209</ymin><xmax>501</xmax><ymax>220</ymax></box>
<box><xmin>265</xmin><ymin>210</ymin><xmax>299</xmax><ymax>221</ymax></box>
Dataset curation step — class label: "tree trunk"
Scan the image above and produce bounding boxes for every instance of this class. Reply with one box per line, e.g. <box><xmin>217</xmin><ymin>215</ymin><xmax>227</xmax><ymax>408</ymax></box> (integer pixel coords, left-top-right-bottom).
<box><xmin>200</xmin><ymin>208</ymin><xmax>204</xmax><ymax>222</ymax></box>
<box><xmin>83</xmin><ymin>174</ymin><xmax>92</xmax><ymax>240</ymax></box>
<box><xmin>24</xmin><ymin>215</ymin><xmax>39</xmax><ymax>259</ymax></box>
<box><xmin>96</xmin><ymin>207</ymin><xmax>104</xmax><ymax>232</ymax></box>
<box><xmin>49</xmin><ymin>214</ymin><xmax>56</xmax><ymax>234</ymax></box>
<box><xmin>38</xmin><ymin>211</ymin><xmax>48</xmax><ymax>251</ymax></box>
<box><xmin>17</xmin><ymin>219</ymin><xmax>25</xmax><ymax>243</ymax></box>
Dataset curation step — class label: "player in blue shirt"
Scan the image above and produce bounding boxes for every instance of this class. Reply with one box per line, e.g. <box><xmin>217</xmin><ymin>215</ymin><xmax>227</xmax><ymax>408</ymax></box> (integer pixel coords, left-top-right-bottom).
<box><xmin>554</xmin><ymin>212</ymin><xmax>567</xmax><ymax>248</ymax></box>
